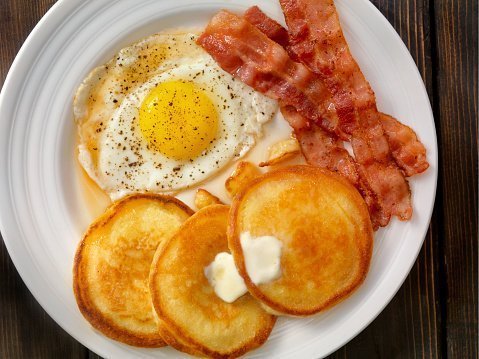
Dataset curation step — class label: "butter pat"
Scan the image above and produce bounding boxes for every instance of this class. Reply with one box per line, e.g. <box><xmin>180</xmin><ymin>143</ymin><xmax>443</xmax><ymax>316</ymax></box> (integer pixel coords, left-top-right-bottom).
<box><xmin>204</xmin><ymin>252</ymin><xmax>247</xmax><ymax>303</ymax></box>
<box><xmin>204</xmin><ymin>234</ymin><xmax>282</xmax><ymax>304</ymax></box>
<box><xmin>240</xmin><ymin>232</ymin><xmax>282</xmax><ymax>285</ymax></box>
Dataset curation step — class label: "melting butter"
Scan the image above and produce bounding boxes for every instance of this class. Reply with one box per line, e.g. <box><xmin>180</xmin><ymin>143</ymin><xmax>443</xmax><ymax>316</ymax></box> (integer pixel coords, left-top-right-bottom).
<box><xmin>204</xmin><ymin>252</ymin><xmax>247</xmax><ymax>303</ymax></box>
<box><xmin>204</xmin><ymin>233</ymin><xmax>282</xmax><ymax>304</ymax></box>
<box><xmin>240</xmin><ymin>232</ymin><xmax>283</xmax><ymax>285</ymax></box>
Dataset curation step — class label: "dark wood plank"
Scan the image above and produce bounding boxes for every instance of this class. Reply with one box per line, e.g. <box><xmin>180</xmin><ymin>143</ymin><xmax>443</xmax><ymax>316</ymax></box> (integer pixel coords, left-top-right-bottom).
<box><xmin>328</xmin><ymin>1</ymin><xmax>442</xmax><ymax>357</ymax></box>
<box><xmin>0</xmin><ymin>0</ymin><xmax>54</xmax><ymax>86</ymax></box>
<box><xmin>434</xmin><ymin>0</ymin><xmax>478</xmax><ymax>357</ymax></box>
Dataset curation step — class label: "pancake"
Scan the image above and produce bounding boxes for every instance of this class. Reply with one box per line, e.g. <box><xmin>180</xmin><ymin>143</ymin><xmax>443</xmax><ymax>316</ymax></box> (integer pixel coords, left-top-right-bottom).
<box><xmin>228</xmin><ymin>165</ymin><xmax>373</xmax><ymax>316</ymax></box>
<box><xmin>149</xmin><ymin>205</ymin><xmax>276</xmax><ymax>358</ymax></box>
<box><xmin>73</xmin><ymin>193</ymin><xmax>193</xmax><ymax>347</ymax></box>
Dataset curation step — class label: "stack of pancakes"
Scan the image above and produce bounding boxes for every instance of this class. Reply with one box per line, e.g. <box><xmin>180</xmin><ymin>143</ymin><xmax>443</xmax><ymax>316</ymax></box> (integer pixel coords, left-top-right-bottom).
<box><xmin>73</xmin><ymin>166</ymin><xmax>373</xmax><ymax>358</ymax></box>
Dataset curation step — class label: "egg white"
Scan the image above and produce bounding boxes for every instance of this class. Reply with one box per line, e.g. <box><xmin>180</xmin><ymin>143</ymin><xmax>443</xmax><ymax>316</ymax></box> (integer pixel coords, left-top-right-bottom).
<box><xmin>77</xmin><ymin>36</ymin><xmax>277</xmax><ymax>200</ymax></box>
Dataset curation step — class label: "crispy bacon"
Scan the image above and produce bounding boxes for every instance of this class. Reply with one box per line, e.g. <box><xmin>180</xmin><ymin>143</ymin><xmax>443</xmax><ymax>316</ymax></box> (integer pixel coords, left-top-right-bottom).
<box><xmin>358</xmin><ymin>163</ymin><xmax>412</xmax><ymax>225</ymax></box>
<box><xmin>243</xmin><ymin>7</ymin><xmax>360</xmax><ymax>184</ymax></box>
<box><xmin>279</xmin><ymin>0</ymin><xmax>412</xmax><ymax>222</ymax></box>
<box><xmin>244</xmin><ymin>6</ymin><xmax>293</xmax><ymax>55</ymax></box>
<box><xmin>380</xmin><ymin>113</ymin><xmax>429</xmax><ymax>176</ymax></box>
<box><xmin>244</xmin><ymin>5</ymin><xmax>356</xmax><ymax>137</ymax></box>
<box><xmin>198</xmin><ymin>8</ymin><xmax>414</xmax><ymax>227</ymax></box>
<box><xmin>197</xmin><ymin>10</ymin><xmax>347</xmax><ymax>137</ymax></box>
<box><xmin>245</xmin><ymin>5</ymin><xmax>429</xmax><ymax>177</ymax></box>
<box><xmin>281</xmin><ymin>105</ymin><xmax>359</xmax><ymax>184</ymax></box>
<box><xmin>279</xmin><ymin>0</ymin><xmax>386</xmax><ymax>147</ymax></box>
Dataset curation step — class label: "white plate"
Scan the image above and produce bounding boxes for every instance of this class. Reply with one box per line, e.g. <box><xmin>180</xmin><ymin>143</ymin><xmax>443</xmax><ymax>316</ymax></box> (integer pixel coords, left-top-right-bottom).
<box><xmin>0</xmin><ymin>0</ymin><xmax>437</xmax><ymax>358</ymax></box>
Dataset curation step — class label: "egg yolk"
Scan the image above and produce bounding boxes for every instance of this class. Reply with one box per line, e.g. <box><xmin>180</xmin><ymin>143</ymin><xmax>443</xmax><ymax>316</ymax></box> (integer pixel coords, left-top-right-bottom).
<box><xmin>139</xmin><ymin>81</ymin><xmax>218</xmax><ymax>160</ymax></box>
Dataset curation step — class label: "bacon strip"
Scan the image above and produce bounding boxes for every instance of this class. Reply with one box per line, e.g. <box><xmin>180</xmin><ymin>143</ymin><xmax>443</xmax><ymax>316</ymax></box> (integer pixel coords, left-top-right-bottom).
<box><xmin>197</xmin><ymin>10</ymin><xmax>383</xmax><ymax>226</ymax></box>
<box><xmin>244</xmin><ymin>6</ymin><xmax>293</xmax><ymax>55</ymax></box>
<box><xmin>245</xmin><ymin>5</ymin><xmax>428</xmax><ymax>177</ymax></box>
<box><xmin>244</xmin><ymin>6</ymin><xmax>356</xmax><ymax>138</ymax></box>
<box><xmin>197</xmin><ymin>10</ymin><xmax>347</xmax><ymax>137</ymax></box>
<box><xmin>281</xmin><ymin>105</ymin><xmax>358</xmax><ymax>184</ymax></box>
<box><xmin>278</xmin><ymin>0</ymin><xmax>389</xmax><ymax>155</ymax></box>
<box><xmin>198</xmin><ymin>9</ymin><xmax>413</xmax><ymax>227</ymax></box>
<box><xmin>242</xmin><ymin>7</ymin><xmax>360</xmax><ymax>184</ymax></box>
<box><xmin>277</xmin><ymin>0</ymin><xmax>412</xmax><ymax>222</ymax></box>
<box><xmin>380</xmin><ymin>113</ymin><xmax>429</xmax><ymax>176</ymax></box>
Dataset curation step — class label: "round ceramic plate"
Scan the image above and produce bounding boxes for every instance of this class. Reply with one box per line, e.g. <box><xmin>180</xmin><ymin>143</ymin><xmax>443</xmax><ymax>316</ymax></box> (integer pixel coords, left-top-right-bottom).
<box><xmin>0</xmin><ymin>0</ymin><xmax>437</xmax><ymax>358</ymax></box>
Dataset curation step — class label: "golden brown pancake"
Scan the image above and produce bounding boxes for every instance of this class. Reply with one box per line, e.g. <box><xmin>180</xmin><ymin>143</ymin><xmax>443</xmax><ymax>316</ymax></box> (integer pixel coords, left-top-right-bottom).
<box><xmin>73</xmin><ymin>193</ymin><xmax>193</xmax><ymax>347</ymax></box>
<box><xmin>149</xmin><ymin>205</ymin><xmax>276</xmax><ymax>358</ymax></box>
<box><xmin>228</xmin><ymin>165</ymin><xmax>373</xmax><ymax>316</ymax></box>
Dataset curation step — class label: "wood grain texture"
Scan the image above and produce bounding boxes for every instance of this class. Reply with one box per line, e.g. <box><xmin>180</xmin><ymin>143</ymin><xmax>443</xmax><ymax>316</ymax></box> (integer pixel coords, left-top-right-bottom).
<box><xmin>0</xmin><ymin>0</ymin><xmax>54</xmax><ymax>86</ymax></box>
<box><xmin>0</xmin><ymin>0</ymin><xmax>476</xmax><ymax>358</ymax></box>
<box><xmin>434</xmin><ymin>0</ymin><xmax>478</xmax><ymax>357</ymax></box>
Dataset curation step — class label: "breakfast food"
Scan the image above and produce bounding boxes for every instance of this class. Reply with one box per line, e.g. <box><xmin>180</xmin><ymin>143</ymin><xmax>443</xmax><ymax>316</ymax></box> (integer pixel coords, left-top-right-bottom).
<box><xmin>225</xmin><ymin>161</ymin><xmax>261</xmax><ymax>198</ymax></box>
<box><xmin>225</xmin><ymin>161</ymin><xmax>262</xmax><ymax>199</ymax></box>
<box><xmin>243</xmin><ymin>4</ymin><xmax>429</xmax><ymax>177</ymax></box>
<box><xmin>73</xmin><ymin>194</ymin><xmax>193</xmax><ymax>347</ymax></box>
<box><xmin>72</xmin><ymin>0</ymin><xmax>430</xmax><ymax>355</ymax></box>
<box><xmin>198</xmin><ymin>4</ymin><xmax>429</xmax><ymax>228</ymax></box>
<box><xmin>74</xmin><ymin>30</ymin><xmax>277</xmax><ymax>200</ymax></box>
<box><xmin>280</xmin><ymin>106</ymin><xmax>359</xmax><ymax>184</ymax></box>
<box><xmin>228</xmin><ymin>166</ymin><xmax>373</xmax><ymax>316</ymax></box>
<box><xmin>259</xmin><ymin>135</ymin><xmax>301</xmax><ymax>167</ymax></box>
<box><xmin>194</xmin><ymin>188</ymin><xmax>223</xmax><ymax>209</ymax></box>
<box><xmin>246</xmin><ymin>2</ymin><xmax>426</xmax><ymax>225</ymax></box>
<box><xmin>149</xmin><ymin>205</ymin><xmax>276</xmax><ymax>358</ymax></box>
<box><xmin>379</xmin><ymin>113</ymin><xmax>429</xmax><ymax>176</ymax></box>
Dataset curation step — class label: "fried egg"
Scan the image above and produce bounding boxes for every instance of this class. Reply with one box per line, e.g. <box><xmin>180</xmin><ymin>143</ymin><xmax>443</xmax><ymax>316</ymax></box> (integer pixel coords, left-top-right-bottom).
<box><xmin>74</xmin><ymin>31</ymin><xmax>277</xmax><ymax>200</ymax></box>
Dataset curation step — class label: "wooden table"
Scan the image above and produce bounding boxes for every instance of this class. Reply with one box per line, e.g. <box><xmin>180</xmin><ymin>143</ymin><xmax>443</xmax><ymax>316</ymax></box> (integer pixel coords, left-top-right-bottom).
<box><xmin>0</xmin><ymin>0</ymin><xmax>477</xmax><ymax>358</ymax></box>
